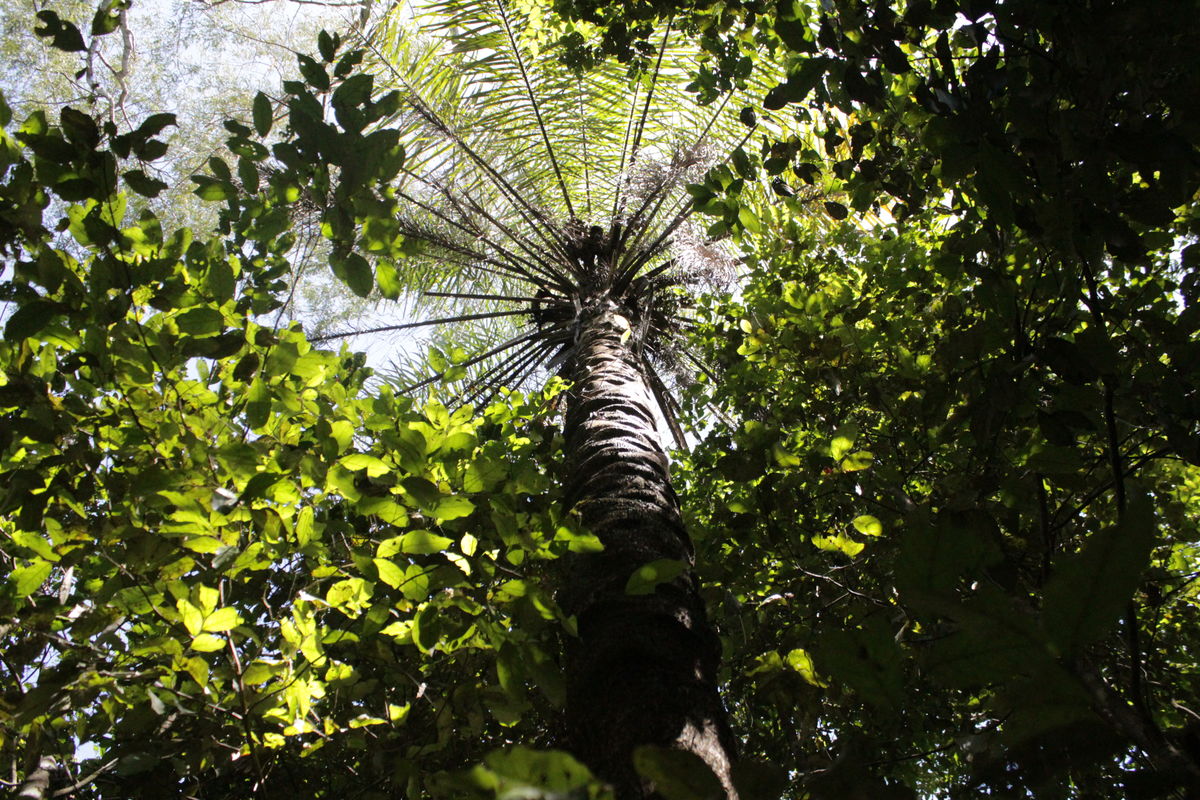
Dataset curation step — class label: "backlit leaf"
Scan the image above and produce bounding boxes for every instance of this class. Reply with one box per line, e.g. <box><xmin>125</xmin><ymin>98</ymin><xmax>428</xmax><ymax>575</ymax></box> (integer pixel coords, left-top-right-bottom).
<box><xmin>11</xmin><ymin>561</ymin><xmax>53</xmax><ymax>598</ymax></box>
<box><xmin>625</xmin><ymin>559</ymin><xmax>688</xmax><ymax>595</ymax></box>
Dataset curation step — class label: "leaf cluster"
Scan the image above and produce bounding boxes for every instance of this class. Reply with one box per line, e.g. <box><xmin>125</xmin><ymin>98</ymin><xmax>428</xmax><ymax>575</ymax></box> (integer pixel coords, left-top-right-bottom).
<box><xmin>0</xmin><ymin>34</ymin><xmax>610</xmax><ymax>796</ymax></box>
<box><xmin>676</xmin><ymin>207</ymin><xmax>1200</xmax><ymax>798</ymax></box>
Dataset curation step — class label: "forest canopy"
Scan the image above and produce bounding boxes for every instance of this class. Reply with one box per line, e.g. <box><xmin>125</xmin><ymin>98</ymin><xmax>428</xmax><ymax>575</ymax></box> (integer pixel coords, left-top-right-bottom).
<box><xmin>2</xmin><ymin>0</ymin><xmax>1199</xmax><ymax>798</ymax></box>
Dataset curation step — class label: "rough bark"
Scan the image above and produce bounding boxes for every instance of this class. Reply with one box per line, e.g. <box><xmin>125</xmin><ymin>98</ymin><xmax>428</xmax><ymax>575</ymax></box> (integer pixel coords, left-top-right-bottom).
<box><xmin>17</xmin><ymin>757</ymin><xmax>55</xmax><ymax>800</ymax></box>
<box><xmin>559</xmin><ymin>300</ymin><xmax>737</xmax><ymax>799</ymax></box>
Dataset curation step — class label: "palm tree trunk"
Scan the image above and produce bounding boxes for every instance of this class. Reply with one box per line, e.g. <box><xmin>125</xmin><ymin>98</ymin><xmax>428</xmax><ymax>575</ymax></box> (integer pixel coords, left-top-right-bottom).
<box><xmin>559</xmin><ymin>300</ymin><xmax>738</xmax><ymax>799</ymax></box>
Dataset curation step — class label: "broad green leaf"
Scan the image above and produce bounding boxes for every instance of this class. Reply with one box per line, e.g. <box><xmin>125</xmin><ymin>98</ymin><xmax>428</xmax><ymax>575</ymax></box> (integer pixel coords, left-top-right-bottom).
<box><xmin>183</xmin><ymin>656</ymin><xmax>209</xmax><ymax>688</ymax></box>
<box><xmin>5</xmin><ymin>300</ymin><xmax>60</xmax><ymax>340</ymax></box>
<box><xmin>357</xmin><ymin>495</ymin><xmax>408</xmax><ymax>525</ymax></box>
<box><xmin>431</xmin><ymin>495</ymin><xmax>475</xmax><ymax>521</ymax></box>
<box><xmin>852</xmin><ymin>515</ymin><xmax>883</xmax><ymax>537</ymax></box>
<box><xmin>317</xmin><ymin>29</ymin><xmax>337</xmax><ymax>62</ymax></box>
<box><xmin>11</xmin><ymin>561</ymin><xmax>53</xmax><ymax>598</ymax></box>
<box><xmin>440</xmin><ymin>430</ymin><xmax>478</xmax><ymax>455</ymax></box>
<box><xmin>92</xmin><ymin>3</ymin><xmax>124</xmax><ymax>35</ymax></box>
<box><xmin>491</xmin><ymin>747</ymin><xmax>592</xmax><ymax>791</ymax></box>
<box><xmin>252</xmin><ymin>91</ymin><xmax>273</xmax><ymax>137</ymax></box>
<box><xmin>34</xmin><ymin>11</ymin><xmax>87</xmax><ymax>52</ymax></box>
<box><xmin>772</xmin><ymin>442</ymin><xmax>801</xmax><ymax>467</ymax></box>
<box><xmin>197</xmin><ymin>585</ymin><xmax>218</xmax><ymax>614</ymax></box>
<box><xmin>191</xmin><ymin>176</ymin><xmax>234</xmax><ymax>202</ymax></box>
<box><xmin>632</xmin><ymin>746</ymin><xmax>723</xmax><ymax>800</ymax></box>
<box><xmin>241</xmin><ymin>661</ymin><xmax>283</xmax><ymax>686</ymax></box>
<box><xmin>813</xmin><ymin>620</ymin><xmax>905</xmax><ymax>710</ymax></box>
<box><xmin>763</xmin><ymin>57</ymin><xmax>830</xmax><ymax>110</ymax></box>
<box><xmin>392</xmin><ymin>426</ymin><xmax>428</xmax><ymax>473</ymax></box>
<box><xmin>181</xmin><ymin>536</ymin><xmax>225</xmax><ymax>554</ymax></box>
<box><xmin>297</xmin><ymin>55</ymin><xmax>330</xmax><ymax>91</ymax></box>
<box><xmin>829</xmin><ymin>423</ymin><xmax>858</xmax><ymax>460</ymax></box>
<box><xmin>332</xmin><ymin>73</ymin><xmax>373</xmax><ymax>110</ymax></box>
<box><xmin>245</xmin><ymin>377</ymin><xmax>271</xmax><ymax>430</ymax></box>
<box><xmin>339</xmin><ymin>453</ymin><xmax>390</xmax><ymax>477</ymax></box>
<box><xmin>329</xmin><ymin>419</ymin><xmax>355</xmax><ymax>452</ymax></box>
<box><xmin>374</xmin><ymin>558</ymin><xmax>405</xmax><ymax>588</ymax></box>
<box><xmin>1043</xmin><ymin>488</ymin><xmax>1157</xmax><ymax>655</ymax></box>
<box><xmin>925</xmin><ymin>616</ymin><xmax>1058</xmax><ymax>689</ymax></box>
<box><xmin>473</xmin><ymin>747</ymin><xmax>594</xmax><ymax>793</ymax></box>
<box><xmin>840</xmin><ymin>450</ymin><xmax>874</xmax><ymax>472</ymax></box>
<box><xmin>786</xmin><ymin>648</ymin><xmax>827</xmax><ymax>687</ymax></box>
<box><xmin>378</xmin><ymin>530</ymin><xmax>453</xmax><ymax>556</ymax></box>
<box><xmin>202</xmin><ymin>607</ymin><xmax>241</xmax><ymax>632</ymax></box>
<box><xmin>823</xmin><ymin>200</ymin><xmax>849</xmax><ymax>220</ymax></box>
<box><xmin>738</xmin><ymin>205</ymin><xmax>762</xmax><ymax>234</ymax></box>
<box><xmin>176</xmin><ymin>307</ymin><xmax>224</xmax><ymax>336</ymax></box>
<box><xmin>241</xmin><ymin>472</ymin><xmax>281</xmax><ymax>502</ymax></box>
<box><xmin>625</xmin><ymin>559</ymin><xmax>688</xmax><ymax>595</ymax></box>
<box><xmin>464</xmin><ymin>457</ymin><xmax>507</xmax><ymax>492</ymax></box>
<box><xmin>190</xmin><ymin>633</ymin><xmax>226</xmax><ymax>652</ymax></box>
<box><xmin>894</xmin><ymin>513</ymin><xmax>1001</xmax><ymax>608</ymax></box>
<box><xmin>295</xmin><ymin>506</ymin><xmax>315</xmax><ymax>546</ymax></box>
<box><xmin>811</xmin><ymin>533</ymin><xmax>864</xmax><ymax>557</ymax></box>
<box><xmin>176</xmin><ymin>598</ymin><xmax>204</xmax><ymax>636</ymax></box>
<box><xmin>124</xmin><ymin>169</ymin><xmax>168</xmax><ymax>198</ymax></box>
<box><xmin>330</xmin><ymin>250</ymin><xmax>373</xmax><ymax>297</ymax></box>
<box><xmin>12</xmin><ymin>531</ymin><xmax>58</xmax><ymax>561</ymax></box>
<box><xmin>376</xmin><ymin>258</ymin><xmax>401</xmax><ymax>299</ymax></box>
<box><xmin>326</xmin><ymin>577</ymin><xmax>373</xmax><ymax>613</ymax></box>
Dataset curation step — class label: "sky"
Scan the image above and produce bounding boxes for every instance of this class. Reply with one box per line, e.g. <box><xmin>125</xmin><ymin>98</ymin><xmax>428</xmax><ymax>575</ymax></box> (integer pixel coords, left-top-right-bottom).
<box><xmin>0</xmin><ymin>0</ymin><xmax>420</xmax><ymax>368</ymax></box>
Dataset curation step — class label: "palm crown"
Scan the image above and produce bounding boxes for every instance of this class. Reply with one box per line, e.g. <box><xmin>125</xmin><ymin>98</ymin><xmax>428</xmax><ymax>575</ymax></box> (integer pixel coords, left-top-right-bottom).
<box><xmin>342</xmin><ymin>0</ymin><xmax>774</xmax><ymax>435</ymax></box>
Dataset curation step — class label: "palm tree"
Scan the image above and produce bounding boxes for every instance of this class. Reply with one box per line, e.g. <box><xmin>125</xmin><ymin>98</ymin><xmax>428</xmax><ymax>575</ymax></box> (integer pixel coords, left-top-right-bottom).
<box><xmin>330</xmin><ymin>4</ymin><xmax>778</xmax><ymax>795</ymax></box>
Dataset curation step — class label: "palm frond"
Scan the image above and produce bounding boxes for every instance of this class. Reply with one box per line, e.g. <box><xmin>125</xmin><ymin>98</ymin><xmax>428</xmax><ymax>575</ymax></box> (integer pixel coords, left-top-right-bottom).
<box><xmin>343</xmin><ymin>0</ymin><xmax>791</xmax><ymax>436</ymax></box>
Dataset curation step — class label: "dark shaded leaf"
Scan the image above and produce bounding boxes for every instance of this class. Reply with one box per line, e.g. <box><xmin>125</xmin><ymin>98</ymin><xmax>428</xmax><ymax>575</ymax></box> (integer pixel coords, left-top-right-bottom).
<box><xmin>252</xmin><ymin>92</ymin><xmax>273</xmax><ymax>138</ymax></box>
<box><xmin>823</xmin><ymin>201</ymin><xmax>848</xmax><ymax>220</ymax></box>
<box><xmin>1043</xmin><ymin>487</ymin><xmax>1156</xmax><ymax>655</ymax></box>
<box><xmin>34</xmin><ymin>11</ymin><xmax>86</xmax><ymax>53</ymax></box>
<box><xmin>633</xmin><ymin>746</ymin><xmax>723</xmax><ymax>800</ymax></box>
<box><xmin>124</xmin><ymin>170</ymin><xmax>168</xmax><ymax>198</ymax></box>
<box><xmin>5</xmin><ymin>300</ymin><xmax>62</xmax><ymax>340</ymax></box>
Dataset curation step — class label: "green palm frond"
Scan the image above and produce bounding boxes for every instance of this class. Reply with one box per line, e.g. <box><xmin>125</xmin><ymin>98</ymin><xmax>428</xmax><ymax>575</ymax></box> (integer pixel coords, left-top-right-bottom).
<box><xmin>347</xmin><ymin>0</ymin><xmax>785</xmax><ymax>431</ymax></box>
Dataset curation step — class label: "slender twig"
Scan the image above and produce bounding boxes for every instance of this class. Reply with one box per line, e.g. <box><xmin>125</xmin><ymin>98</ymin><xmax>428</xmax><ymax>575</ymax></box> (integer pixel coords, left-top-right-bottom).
<box><xmin>50</xmin><ymin>758</ymin><xmax>117</xmax><ymax>798</ymax></box>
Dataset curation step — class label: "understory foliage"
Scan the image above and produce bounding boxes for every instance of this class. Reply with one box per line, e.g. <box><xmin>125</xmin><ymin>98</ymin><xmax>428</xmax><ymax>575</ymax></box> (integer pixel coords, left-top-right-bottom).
<box><xmin>654</xmin><ymin>0</ymin><xmax>1200</xmax><ymax>796</ymax></box>
<box><xmin>682</xmin><ymin>212</ymin><xmax>1200</xmax><ymax>799</ymax></box>
<box><xmin>0</xmin><ymin>9</ymin><xmax>597</xmax><ymax>798</ymax></box>
<box><xmin>2</xmin><ymin>0</ymin><xmax>1200</xmax><ymax>798</ymax></box>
